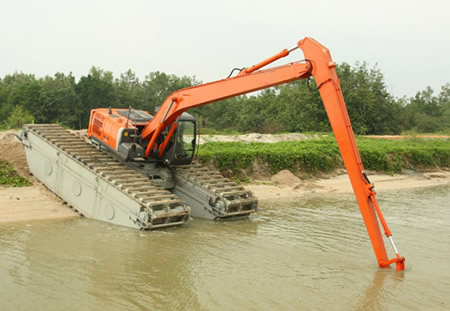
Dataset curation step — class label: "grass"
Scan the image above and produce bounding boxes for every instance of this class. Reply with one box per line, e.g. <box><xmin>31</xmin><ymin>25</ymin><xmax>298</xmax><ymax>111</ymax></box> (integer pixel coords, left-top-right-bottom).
<box><xmin>0</xmin><ymin>161</ymin><xmax>31</xmax><ymax>187</ymax></box>
<box><xmin>196</xmin><ymin>136</ymin><xmax>450</xmax><ymax>175</ymax></box>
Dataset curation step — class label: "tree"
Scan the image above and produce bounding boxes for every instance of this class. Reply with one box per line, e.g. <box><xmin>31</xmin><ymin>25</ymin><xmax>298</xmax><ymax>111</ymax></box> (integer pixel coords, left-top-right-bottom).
<box><xmin>438</xmin><ymin>83</ymin><xmax>450</xmax><ymax>132</ymax></box>
<box><xmin>403</xmin><ymin>86</ymin><xmax>442</xmax><ymax>132</ymax></box>
<box><xmin>5</xmin><ymin>105</ymin><xmax>34</xmax><ymax>129</ymax></box>
<box><xmin>1</xmin><ymin>65</ymin><xmax>446</xmax><ymax>134</ymax></box>
<box><xmin>114</xmin><ymin>69</ymin><xmax>145</xmax><ymax>110</ymax></box>
<box><xmin>336</xmin><ymin>62</ymin><xmax>403</xmax><ymax>134</ymax></box>
<box><xmin>39</xmin><ymin>73</ymin><xmax>81</xmax><ymax>128</ymax></box>
<box><xmin>143</xmin><ymin>71</ymin><xmax>199</xmax><ymax>113</ymax></box>
<box><xmin>0</xmin><ymin>73</ymin><xmax>41</xmax><ymax>124</ymax></box>
<box><xmin>271</xmin><ymin>81</ymin><xmax>328</xmax><ymax>133</ymax></box>
<box><xmin>189</xmin><ymin>62</ymin><xmax>404</xmax><ymax>134</ymax></box>
<box><xmin>75</xmin><ymin>67</ymin><xmax>115</xmax><ymax>128</ymax></box>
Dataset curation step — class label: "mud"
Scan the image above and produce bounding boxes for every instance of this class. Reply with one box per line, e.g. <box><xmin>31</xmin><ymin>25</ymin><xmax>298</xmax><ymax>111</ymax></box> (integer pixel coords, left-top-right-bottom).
<box><xmin>270</xmin><ymin>169</ymin><xmax>302</xmax><ymax>186</ymax></box>
<box><xmin>0</xmin><ymin>130</ymin><xmax>31</xmax><ymax>177</ymax></box>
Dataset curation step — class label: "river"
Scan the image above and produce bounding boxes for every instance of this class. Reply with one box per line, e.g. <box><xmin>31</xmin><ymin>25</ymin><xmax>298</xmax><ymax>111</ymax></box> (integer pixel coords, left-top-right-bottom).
<box><xmin>1</xmin><ymin>185</ymin><xmax>449</xmax><ymax>310</ymax></box>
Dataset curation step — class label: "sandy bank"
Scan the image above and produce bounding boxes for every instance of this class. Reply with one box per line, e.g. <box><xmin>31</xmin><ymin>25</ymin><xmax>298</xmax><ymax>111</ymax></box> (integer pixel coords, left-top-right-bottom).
<box><xmin>0</xmin><ymin>185</ymin><xmax>79</xmax><ymax>223</ymax></box>
<box><xmin>0</xmin><ymin>130</ymin><xmax>79</xmax><ymax>223</ymax></box>
<box><xmin>247</xmin><ymin>170</ymin><xmax>450</xmax><ymax>201</ymax></box>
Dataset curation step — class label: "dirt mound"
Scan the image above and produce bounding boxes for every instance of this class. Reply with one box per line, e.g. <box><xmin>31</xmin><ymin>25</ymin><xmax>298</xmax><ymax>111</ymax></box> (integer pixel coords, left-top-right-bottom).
<box><xmin>270</xmin><ymin>169</ymin><xmax>301</xmax><ymax>186</ymax></box>
<box><xmin>0</xmin><ymin>130</ymin><xmax>31</xmax><ymax>178</ymax></box>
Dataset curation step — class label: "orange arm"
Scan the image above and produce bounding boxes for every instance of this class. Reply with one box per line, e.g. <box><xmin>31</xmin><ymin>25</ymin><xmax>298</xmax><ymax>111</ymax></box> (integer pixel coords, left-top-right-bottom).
<box><xmin>299</xmin><ymin>38</ymin><xmax>405</xmax><ymax>270</ymax></box>
<box><xmin>141</xmin><ymin>63</ymin><xmax>311</xmax><ymax>157</ymax></box>
<box><xmin>141</xmin><ymin>37</ymin><xmax>405</xmax><ymax>270</ymax></box>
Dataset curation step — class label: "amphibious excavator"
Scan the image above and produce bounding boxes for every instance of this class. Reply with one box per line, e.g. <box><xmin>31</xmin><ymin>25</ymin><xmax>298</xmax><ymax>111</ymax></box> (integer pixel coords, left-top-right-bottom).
<box><xmin>19</xmin><ymin>37</ymin><xmax>405</xmax><ymax>270</ymax></box>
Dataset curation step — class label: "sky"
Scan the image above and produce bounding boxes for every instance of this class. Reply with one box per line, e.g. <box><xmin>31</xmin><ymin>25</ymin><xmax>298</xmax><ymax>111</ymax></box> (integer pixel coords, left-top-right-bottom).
<box><xmin>0</xmin><ymin>0</ymin><xmax>449</xmax><ymax>98</ymax></box>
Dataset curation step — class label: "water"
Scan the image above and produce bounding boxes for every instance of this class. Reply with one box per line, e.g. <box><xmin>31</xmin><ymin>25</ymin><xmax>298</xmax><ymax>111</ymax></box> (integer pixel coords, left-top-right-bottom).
<box><xmin>1</xmin><ymin>185</ymin><xmax>449</xmax><ymax>310</ymax></box>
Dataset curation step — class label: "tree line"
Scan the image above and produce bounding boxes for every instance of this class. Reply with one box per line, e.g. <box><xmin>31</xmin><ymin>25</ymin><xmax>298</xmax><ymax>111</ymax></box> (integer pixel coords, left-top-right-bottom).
<box><xmin>0</xmin><ymin>63</ymin><xmax>449</xmax><ymax>134</ymax></box>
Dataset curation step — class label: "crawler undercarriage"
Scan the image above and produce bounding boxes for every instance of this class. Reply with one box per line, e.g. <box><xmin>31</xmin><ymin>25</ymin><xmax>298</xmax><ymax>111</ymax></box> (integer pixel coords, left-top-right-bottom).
<box><xmin>19</xmin><ymin>124</ymin><xmax>257</xmax><ymax>230</ymax></box>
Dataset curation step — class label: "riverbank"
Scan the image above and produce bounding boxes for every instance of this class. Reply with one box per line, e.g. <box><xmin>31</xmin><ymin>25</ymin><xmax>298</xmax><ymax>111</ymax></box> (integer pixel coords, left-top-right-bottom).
<box><xmin>1</xmin><ymin>130</ymin><xmax>449</xmax><ymax>223</ymax></box>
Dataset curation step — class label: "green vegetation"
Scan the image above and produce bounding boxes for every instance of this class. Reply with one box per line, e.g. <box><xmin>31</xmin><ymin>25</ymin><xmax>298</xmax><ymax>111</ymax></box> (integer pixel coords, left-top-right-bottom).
<box><xmin>197</xmin><ymin>137</ymin><xmax>450</xmax><ymax>175</ymax></box>
<box><xmin>1</xmin><ymin>62</ymin><xmax>449</xmax><ymax>135</ymax></box>
<box><xmin>357</xmin><ymin>138</ymin><xmax>450</xmax><ymax>172</ymax></box>
<box><xmin>0</xmin><ymin>70</ymin><xmax>199</xmax><ymax>130</ymax></box>
<box><xmin>0</xmin><ymin>161</ymin><xmax>31</xmax><ymax>187</ymax></box>
<box><xmin>193</xmin><ymin>63</ymin><xmax>450</xmax><ymax>135</ymax></box>
<box><xmin>4</xmin><ymin>105</ymin><xmax>34</xmax><ymax>129</ymax></box>
<box><xmin>1</xmin><ymin>63</ymin><xmax>448</xmax><ymax>179</ymax></box>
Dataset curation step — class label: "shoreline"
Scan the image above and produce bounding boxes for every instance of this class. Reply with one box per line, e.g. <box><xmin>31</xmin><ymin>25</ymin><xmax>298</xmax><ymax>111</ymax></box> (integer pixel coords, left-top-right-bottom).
<box><xmin>247</xmin><ymin>170</ymin><xmax>450</xmax><ymax>201</ymax></box>
<box><xmin>1</xmin><ymin>170</ymin><xmax>449</xmax><ymax>224</ymax></box>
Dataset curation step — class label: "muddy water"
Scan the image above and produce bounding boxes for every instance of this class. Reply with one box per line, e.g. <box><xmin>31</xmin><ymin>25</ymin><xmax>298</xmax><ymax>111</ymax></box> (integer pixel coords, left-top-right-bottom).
<box><xmin>1</xmin><ymin>185</ymin><xmax>449</xmax><ymax>310</ymax></box>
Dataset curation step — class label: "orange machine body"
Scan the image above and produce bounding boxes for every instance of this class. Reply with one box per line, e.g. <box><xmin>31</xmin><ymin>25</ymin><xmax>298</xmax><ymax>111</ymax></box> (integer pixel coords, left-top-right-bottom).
<box><xmin>88</xmin><ymin>108</ymin><xmax>153</xmax><ymax>152</ymax></box>
<box><xmin>87</xmin><ymin>37</ymin><xmax>405</xmax><ymax>270</ymax></box>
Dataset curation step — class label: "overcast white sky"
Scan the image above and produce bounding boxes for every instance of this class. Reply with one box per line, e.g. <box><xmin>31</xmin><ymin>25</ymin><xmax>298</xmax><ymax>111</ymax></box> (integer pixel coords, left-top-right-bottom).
<box><xmin>1</xmin><ymin>0</ymin><xmax>449</xmax><ymax>97</ymax></box>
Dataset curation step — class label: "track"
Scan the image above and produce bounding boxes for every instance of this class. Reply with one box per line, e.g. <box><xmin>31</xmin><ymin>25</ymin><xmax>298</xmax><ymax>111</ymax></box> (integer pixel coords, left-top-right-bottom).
<box><xmin>172</xmin><ymin>163</ymin><xmax>258</xmax><ymax>219</ymax></box>
<box><xmin>20</xmin><ymin>124</ymin><xmax>190</xmax><ymax>229</ymax></box>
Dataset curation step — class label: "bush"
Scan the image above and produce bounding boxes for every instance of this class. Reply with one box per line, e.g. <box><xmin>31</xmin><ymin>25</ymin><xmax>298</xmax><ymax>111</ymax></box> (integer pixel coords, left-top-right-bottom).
<box><xmin>196</xmin><ymin>136</ymin><xmax>450</xmax><ymax>175</ymax></box>
<box><xmin>0</xmin><ymin>161</ymin><xmax>31</xmax><ymax>187</ymax></box>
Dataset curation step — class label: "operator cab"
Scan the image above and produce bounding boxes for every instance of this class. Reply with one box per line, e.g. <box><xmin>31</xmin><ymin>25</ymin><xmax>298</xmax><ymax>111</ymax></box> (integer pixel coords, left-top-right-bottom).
<box><xmin>110</xmin><ymin>108</ymin><xmax>196</xmax><ymax>165</ymax></box>
<box><xmin>163</xmin><ymin>112</ymin><xmax>196</xmax><ymax>166</ymax></box>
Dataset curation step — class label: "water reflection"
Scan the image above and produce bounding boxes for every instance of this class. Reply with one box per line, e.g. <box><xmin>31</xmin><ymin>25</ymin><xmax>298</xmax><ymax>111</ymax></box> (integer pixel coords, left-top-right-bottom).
<box><xmin>356</xmin><ymin>270</ymin><xmax>405</xmax><ymax>310</ymax></box>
